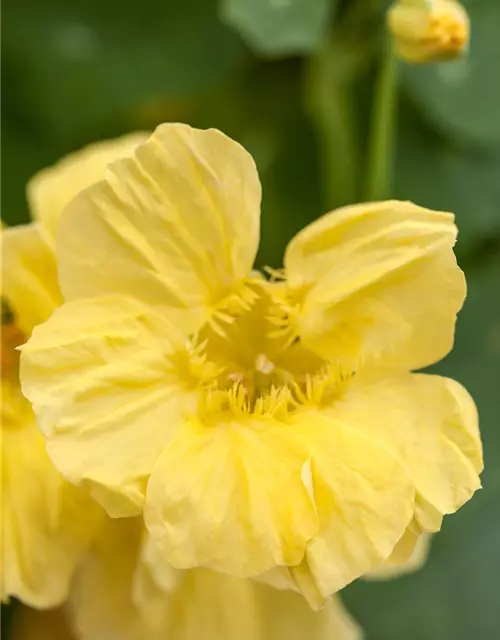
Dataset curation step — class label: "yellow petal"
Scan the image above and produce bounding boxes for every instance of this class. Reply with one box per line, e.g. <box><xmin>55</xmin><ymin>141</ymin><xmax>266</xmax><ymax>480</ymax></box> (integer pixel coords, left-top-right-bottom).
<box><xmin>69</xmin><ymin>518</ymin><xmax>153</xmax><ymax>640</ymax></box>
<box><xmin>10</xmin><ymin>606</ymin><xmax>75</xmax><ymax>640</ymax></box>
<box><xmin>1</xmin><ymin>223</ymin><xmax>61</xmax><ymax>335</ymax></box>
<box><xmin>331</xmin><ymin>372</ymin><xmax>482</xmax><ymax>532</ymax></box>
<box><xmin>166</xmin><ymin>572</ymin><xmax>363</xmax><ymax>640</ymax></box>
<box><xmin>365</xmin><ymin>529</ymin><xmax>432</xmax><ymax>581</ymax></box>
<box><xmin>144</xmin><ymin>412</ymin><xmax>319</xmax><ymax>576</ymax></box>
<box><xmin>72</xmin><ymin>517</ymin><xmax>258</xmax><ymax>640</ymax></box>
<box><xmin>1</xmin><ymin>392</ymin><xmax>101</xmax><ymax>608</ymax></box>
<box><xmin>289</xmin><ymin>412</ymin><xmax>415</xmax><ymax>599</ymax></box>
<box><xmin>283</xmin><ymin>200</ymin><xmax>465</xmax><ymax>370</ymax></box>
<box><xmin>382</xmin><ymin>519</ymin><xmax>425</xmax><ymax>565</ymax></box>
<box><xmin>135</xmin><ymin>530</ymin><xmax>179</xmax><ymax>596</ymax></box>
<box><xmin>145</xmin><ymin>403</ymin><xmax>413</xmax><ymax>599</ymax></box>
<box><xmin>57</xmin><ymin>123</ymin><xmax>261</xmax><ymax>335</ymax></box>
<box><xmin>257</xmin><ymin>586</ymin><xmax>363</xmax><ymax>640</ymax></box>
<box><xmin>131</xmin><ymin>532</ymin><xmax>181</xmax><ymax>630</ymax></box>
<box><xmin>1</xmin><ymin>379</ymin><xmax>27</xmax><ymax>428</ymax></box>
<box><xmin>27</xmin><ymin>133</ymin><xmax>148</xmax><ymax>245</ymax></box>
<box><xmin>158</xmin><ymin>571</ymin><xmax>261</xmax><ymax>640</ymax></box>
<box><xmin>254</xmin><ymin>564</ymin><xmax>364</xmax><ymax>637</ymax></box>
<box><xmin>136</xmin><ymin>536</ymin><xmax>362</xmax><ymax>639</ymax></box>
<box><xmin>20</xmin><ymin>296</ymin><xmax>193</xmax><ymax>517</ymax></box>
<box><xmin>71</xmin><ymin>517</ymin><xmax>362</xmax><ymax>640</ymax></box>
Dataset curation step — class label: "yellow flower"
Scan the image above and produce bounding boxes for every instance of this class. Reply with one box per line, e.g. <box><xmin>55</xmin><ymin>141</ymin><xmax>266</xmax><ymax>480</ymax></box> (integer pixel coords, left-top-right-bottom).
<box><xmin>1</xmin><ymin>133</ymin><xmax>146</xmax><ymax>607</ymax></box>
<box><xmin>1</xmin><ymin>225</ymin><xmax>99</xmax><ymax>607</ymax></box>
<box><xmin>10</xmin><ymin>523</ymin><xmax>362</xmax><ymax>640</ymax></box>
<box><xmin>20</xmin><ymin>123</ymin><xmax>482</xmax><ymax>605</ymax></box>
<box><xmin>388</xmin><ymin>0</ymin><xmax>469</xmax><ymax>64</ymax></box>
<box><xmin>69</xmin><ymin>517</ymin><xmax>362</xmax><ymax>640</ymax></box>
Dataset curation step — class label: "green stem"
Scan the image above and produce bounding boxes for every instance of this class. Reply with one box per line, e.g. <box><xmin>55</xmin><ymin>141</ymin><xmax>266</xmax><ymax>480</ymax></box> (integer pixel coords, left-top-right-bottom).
<box><xmin>364</xmin><ymin>37</ymin><xmax>397</xmax><ymax>202</ymax></box>
<box><xmin>304</xmin><ymin>44</ymin><xmax>358</xmax><ymax>210</ymax></box>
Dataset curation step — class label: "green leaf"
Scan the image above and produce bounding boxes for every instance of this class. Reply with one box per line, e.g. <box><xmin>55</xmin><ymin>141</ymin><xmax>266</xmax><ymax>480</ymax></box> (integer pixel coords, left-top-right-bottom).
<box><xmin>257</xmin><ymin>111</ymin><xmax>322</xmax><ymax>267</ymax></box>
<box><xmin>220</xmin><ymin>0</ymin><xmax>334</xmax><ymax>57</ymax></box>
<box><xmin>0</xmin><ymin>127</ymin><xmax>59</xmax><ymax>226</ymax></box>
<box><xmin>394</xmin><ymin>104</ymin><xmax>500</xmax><ymax>257</ymax></box>
<box><xmin>2</xmin><ymin>0</ymin><xmax>246</xmax><ymax>142</ymax></box>
<box><xmin>344</xmin><ymin>258</ymin><xmax>500</xmax><ymax>639</ymax></box>
<box><xmin>402</xmin><ymin>1</ymin><xmax>500</xmax><ymax>147</ymax></box>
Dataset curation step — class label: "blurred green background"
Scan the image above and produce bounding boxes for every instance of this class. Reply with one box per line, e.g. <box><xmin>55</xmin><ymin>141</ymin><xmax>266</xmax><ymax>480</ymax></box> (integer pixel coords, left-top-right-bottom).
<box><xmin>2</xmin><ymin>0</ymin><xmax>499</xmax><ymax>638</ymax></box>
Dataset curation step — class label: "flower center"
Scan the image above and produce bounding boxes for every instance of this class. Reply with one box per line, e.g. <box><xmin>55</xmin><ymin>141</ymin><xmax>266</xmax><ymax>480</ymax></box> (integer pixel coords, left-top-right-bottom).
<box><xmin>172</xmin><ymin>284</ymin><xmax>348</xmax><ymax>418</ymax></box>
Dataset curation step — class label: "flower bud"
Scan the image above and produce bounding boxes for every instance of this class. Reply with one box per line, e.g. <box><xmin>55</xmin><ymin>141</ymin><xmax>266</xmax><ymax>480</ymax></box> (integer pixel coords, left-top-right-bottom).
<box><xmin>388</xmin><ymin>0</ymin><xmax>469</xmax><ymax>64</ymax></box>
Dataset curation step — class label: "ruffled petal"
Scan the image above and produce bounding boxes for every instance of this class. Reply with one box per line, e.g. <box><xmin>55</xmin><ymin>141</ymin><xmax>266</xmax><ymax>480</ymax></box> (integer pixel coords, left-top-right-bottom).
<box><xmin>159</xmin><ymin>571</ymin><xmax>363</xmax><ymax>640</ymax></box>
<box><xmin>69</xmin><ymin>518</ymin><xmax>151</xmax><ymax>640</ymax></box>
<box><xmin>131</xmin><ymin>533</ymin><xmax>180</xmax><ymax>630</ymax></box>
<box><xmin>144</xmin><ymin>412</ymin><xmax>319</xmax><ymax>576</ymax></box>
<box><xmin>20</xmin><ymin>296</ymin><xmax>193</xmax><ymax>517</ymax></box>
<box><xmin>156</xmin><ymin>570</ymin><xmax>262</xmax><ymax>640</ymax></box>
<box><xmin>365</xmin><ymin>530</ymin><xmax>432</xmax><ymax>581</ymax></box>
<box><xmin>27</xmin><ymin>133</ymin><xmax>147</xmax><ymax>245</ymax></box>
<box><xmin>57</xmin><ymin>123</ymin><xmax>261</xmax><ymax>335</ymax></box>
<box><xmin>144</xmin><ymin>405</ymin><xmax>413</xmax><ymax>598</ymax></box>
<box><xmin>283</xmin><ymin>200</ymin><xmax>465</xmax><ymax>370</ymax></box>
<box><xmin>1</xmin><ymin>224</ymin><xmax>61</xmax><ymax>334</ymax></box>
<box><xmin>289</xmin><ymin>412</ymin><xmax>415</xmax><ymax>599</ymax></box>
<box><xmin>330</xmin><ymin>372</ymin><xmax>482</xmax><ymax>532</ymax></box>
<box><xmin>381</xmin><ymin>519</ymin><xmax>425</xmax><ymax>565</ymax></box>
<box><xmin>257</xmin><ymin>586</ymin><xmax>363</xmax><ymax>640</ymax></box>
<box><xmin>1</xmin><ymin>395</ymin><xmax>101</xmax><ymax>608</ymax></box>
<box><xmin>72</xmin><ymin>518</ymin><xmax>260</xmax><ymax>640</ymax></box>
<box><xmin>71</xmin><ymin>517</ymin><xmax>362</xmax><ymax>640</ymax></box>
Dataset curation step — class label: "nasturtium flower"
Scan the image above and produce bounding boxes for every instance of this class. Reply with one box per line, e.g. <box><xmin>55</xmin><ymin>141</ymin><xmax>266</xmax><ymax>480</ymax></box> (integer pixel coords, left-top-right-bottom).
<box><xmin>20</xmin><ymin>123</ymin><xmax>482</xmax><ymax>605</ymax></box>
<box><xmin>1</xmin><ymin>133</ymin><xmax>145</xmax><ymax>607</ymax></box>
<box><xmin>69</xmin><ymin>517</ymin><xmax>362</xmax><ymax>640</ymax></box>
<box><xmin>388</xmin><ymin>0</ymin><xmax>469</xmax><ymax>64</ymax></box>
<box><xmin>1</xmin><ymin>225</ymin><xmax>100</xmax><ymax>608</ymax></box>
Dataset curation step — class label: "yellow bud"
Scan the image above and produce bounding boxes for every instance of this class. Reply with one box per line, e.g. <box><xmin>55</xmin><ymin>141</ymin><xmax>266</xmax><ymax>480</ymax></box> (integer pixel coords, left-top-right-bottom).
<box><xmin>388</xmin><ymin>0</ymin><xmax>469</xmax><ymax>64</ymax></box>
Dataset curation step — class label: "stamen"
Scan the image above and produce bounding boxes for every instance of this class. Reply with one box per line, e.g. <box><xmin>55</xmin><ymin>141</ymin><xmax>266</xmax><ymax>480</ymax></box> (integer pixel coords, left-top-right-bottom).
<box><xmin>171</xmin><ymin>285</ymin><xmax>357</xmax><ymax>423</ymax></box>
<box><xmin>264</xmin><ymin>286</ymin><xmax>302</xmax><ymax>348</ymax></box>
<box><xmin>263</xmin><ymin>266</ymin><xmax>286</xmax><ymax>282</ymax></box>
<box><xmin>167</xmin><ymin>335</ymin><xmax>224</xmax><ymax>390</ymax></box>
<box><xmin>207</xmin><ymin>279</ymin><xmax>261</xmax><ymax>338</ymax></box>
